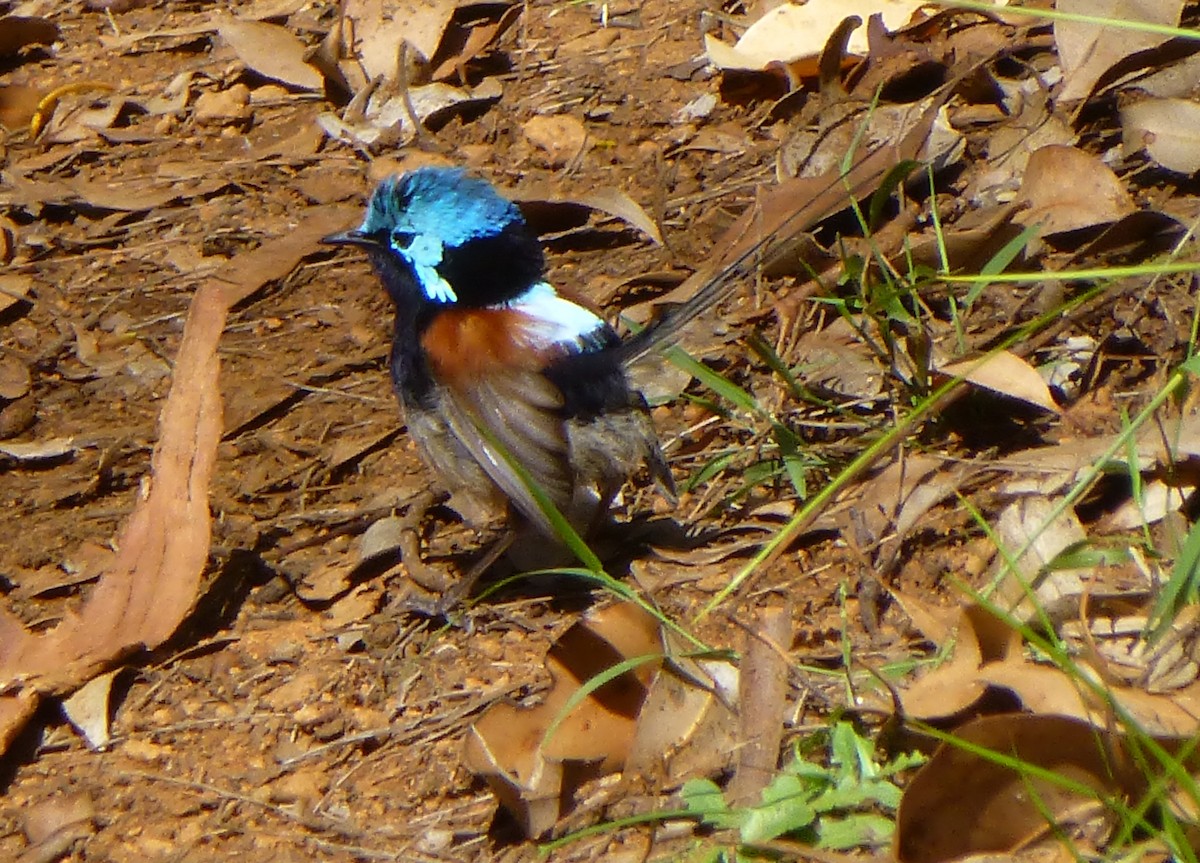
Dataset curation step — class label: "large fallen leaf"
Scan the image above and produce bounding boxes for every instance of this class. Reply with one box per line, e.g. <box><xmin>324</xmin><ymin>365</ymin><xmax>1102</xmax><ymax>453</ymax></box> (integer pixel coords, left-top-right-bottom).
<box><xmin>1055</xmin><ymin>0</ymin><xmax>1185</xmax><ymax>102</ymax></box>
<box><xmin>1014</xmin><ymin>145</ymin><xmax>1135</xmax><ymax>236</ymax></box>
<box><xmin>465</xmin><ymin>603</ymin><xmax>737</xmax><ymax>837</ymax></box>
<box><xmin>937</xmin><ymin>350</ymin><xmax>1059</xmax><ymax>414</ymax></box>
<box><xmin>1121</xmin><ymin>97</ymin><xmax>1200</xmax><ymax>175</ymax></box>
<box><xmin>704</xmin><ymin>0</ymin><xmax>927</xmax><ymax>72</ymax></box>
<box><xmin>0</xmin><ymin>207</ymin><xmax>349</xmax><ymax>754</ymax></box>
<box><xmin>217</xmin><ymin>18</ymin><xmax>323</xmax><ymax>91</ymax></box>
<box><xmin>896</xmin><ymin>714</ymin><xmax>1145</xmax><ymax>863</ymax></box>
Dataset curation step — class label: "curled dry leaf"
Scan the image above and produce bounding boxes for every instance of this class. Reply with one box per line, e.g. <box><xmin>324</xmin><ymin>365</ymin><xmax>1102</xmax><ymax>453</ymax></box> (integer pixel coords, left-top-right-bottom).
<box><xmin>465</xmin><ymin>602</ymin><xmax>737</xmax><ymax>837</ymax></box>
<box><xmin>0</xmin><ymin>437</ymin><xmax>77</xmax><ymax>462</ymax></box>
<box><xmin>1121</xmin><ymin>97</ymin><xmax>1200</xmax><ymax>175</ymax></box>
<box><xmin>894</xmin><ymin>605</ymin><xmax>1022</xmax><ymax>721</ymax></box>
<box><xmin>936</xmin><ymin>350</ymin><xmax>1059</xmax><ymax>414</ymax></box>
<box><xmin>515</xmin><ymin>186</ymin><xmax>665</xmax><ymax>246</ymax></box>
<box><xmin>61</xmin><ymin>669</ymin><xmax>120</xmax><ymax>750</ymax></box>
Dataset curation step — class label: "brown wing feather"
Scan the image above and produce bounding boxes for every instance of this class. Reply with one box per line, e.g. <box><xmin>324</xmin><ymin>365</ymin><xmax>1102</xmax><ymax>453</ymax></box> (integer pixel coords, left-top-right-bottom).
<box><xmin>437</xmin><ymin>369</ymin><xmax>574</xmax><ymax>539</ymax></box>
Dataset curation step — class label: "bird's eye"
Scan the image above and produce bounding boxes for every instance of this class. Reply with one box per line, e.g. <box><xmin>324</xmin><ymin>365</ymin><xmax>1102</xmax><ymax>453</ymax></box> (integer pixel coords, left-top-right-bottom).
<box><xmin>391</xmin><ymin>230</ymin><xmax>415</xmax><ymax>250</ymax></box>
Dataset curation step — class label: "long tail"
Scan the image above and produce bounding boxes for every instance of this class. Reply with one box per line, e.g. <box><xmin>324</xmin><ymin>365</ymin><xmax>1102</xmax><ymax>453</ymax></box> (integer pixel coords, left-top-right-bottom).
<box><xmin>613</xmin><ymin>93</ymin><xmax>946</xmax><ymax>368</ymax></box>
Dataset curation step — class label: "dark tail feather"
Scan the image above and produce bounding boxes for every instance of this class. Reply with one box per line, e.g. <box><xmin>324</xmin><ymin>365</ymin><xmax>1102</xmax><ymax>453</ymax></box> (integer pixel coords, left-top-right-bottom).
<box><xmin>613</xmin><ymin>92</ymin><xmax>948</xmax><ymax>368</ymax></box>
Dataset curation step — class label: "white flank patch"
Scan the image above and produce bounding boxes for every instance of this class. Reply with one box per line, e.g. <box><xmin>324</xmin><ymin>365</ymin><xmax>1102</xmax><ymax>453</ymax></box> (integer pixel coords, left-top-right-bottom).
<box><xmin>507</xmin><ymin>282</ymin><xmax>606</xmax><ymax>350</ymax></box>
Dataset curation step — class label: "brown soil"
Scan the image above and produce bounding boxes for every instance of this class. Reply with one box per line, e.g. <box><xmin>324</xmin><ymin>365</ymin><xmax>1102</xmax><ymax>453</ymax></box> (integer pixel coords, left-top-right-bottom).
<box><xmin>0</xmin><ymin>1</ymin><xmax>1190</xmax><ymax>861</ymax></box>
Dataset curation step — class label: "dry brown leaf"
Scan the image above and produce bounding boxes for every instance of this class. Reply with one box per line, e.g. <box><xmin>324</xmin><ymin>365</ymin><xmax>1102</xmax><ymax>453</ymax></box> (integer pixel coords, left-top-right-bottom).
<box><xmin>217</xmin><ymin>18</ymin><xmax>323</xmax><ymax>91</ymax></box>
<box><xmin>704</xmin><ymin>0</ymin><xmax>927</xmax><ymax>72</ymax></box>
<box><xmin>576</xmin><ymin>189</ymin><xmax>663</xmax><ymax>246</ymax></box>
<box><xmin>1121</xmin><ymin>97</ymin><xmax>1200</xmax><ymax>175</ymax></box>
<box><xmin>1055</xmin><ymin>0</ymin><xmax>1185</xmax><ymax>102</ymax></box>
<box><xmin>318</xmin><ymin>79</ymin><xmax>501</xmax><ymax>148</ymax></box>
<box><xmin>937</xmin><ymin>350</ymin><xmax>1059</xmax><ymax>414</ymax></box>
<box><xmin>0</xmin><ymin>16</ymin><xmax>59</xmax><ymax>56</ymax></box>
<box><xmin>896</xmin><ymin>608</ymin><xmax>988</xmax><ymax>720</ymax></box>
<box><xmin>0</xmin><ymin>356</ymin><xmax>31</xmax><ymax>400</ymax></box>
<box><xmin>976</xmin><ymin>661</ymin><xmax>1091</xmax><ymax>719</ymax></box>
<box><xmin>427</xmin><ymin>4</ymin><xmax>522</xmax><ymax>82</ymax></box>
<box><xmin>0</xmin><ymin>437</ymin><xmax>77</xmax><ymax>461</ymax></box>
<box><xmin>0</xmin><ymin>84</ymin><xmax>42</xmax><ymax>129</ymax></box>
<box><xmin>465</xmin><ymin>602</ymin><xmax>737</xmax><ymax>837</ymax></box>
<box><xmin>888</xmin><ymin>588</ymin><xmax>961</xmax><ymax>647</ymax></box>
<box><xmin>993</xmin><ymin>496</ymin><xmax>1088</xmax><ymax>620</ymax></box>
<box><xmin>791</xmin><ymin>317</ymin><xmax>885</xmax><ymax>400</ymax></box>
<box><xmin>0</xmin><ymin>207</ymin><xmax>346</xmax><ymax>754</ymax></box>
<box><xmin>61</xmin><ymin>669</ymin><xmax>120</xmax><ymax>750</ymax></box>
<box><xmin>896</xmin><ymin>714</ymin><xmax>1145</xmax><ymax>863</ymax></box>
<box><xmin>465</xmin><ymin>602</ymin><xmax>662</xmax><ymax>836</ymax></box>
<box><xmin>343</xmin><ymin>0</ymin><xmax>460</xmax><ymax>82</ymax></box>
<box><xmin>843</xmin><ymin>454</ymin><xmax>953</xmax><ymax>546</ymax></box>
<box><xmin>1108</xmin><ymin>479</ymin><xmax>1188</xmax><ymax>529</ymax></box>
<box><xmin>1014</xmin><ymin>145</ymin><xmax>1135</xmax><ymax>236</ymax></box>
<box><xmin>728</xmin><ymin>602</ymin><xmax>791</xmax><ymax>805</ymax></box>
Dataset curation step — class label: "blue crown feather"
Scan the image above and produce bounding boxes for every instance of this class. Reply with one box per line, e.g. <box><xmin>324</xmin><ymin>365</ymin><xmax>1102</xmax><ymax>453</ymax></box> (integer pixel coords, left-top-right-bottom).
<box><xmin>356</xmin><ymin>168</ymin><xmax>528</xmax><ymax>305</ymax></box>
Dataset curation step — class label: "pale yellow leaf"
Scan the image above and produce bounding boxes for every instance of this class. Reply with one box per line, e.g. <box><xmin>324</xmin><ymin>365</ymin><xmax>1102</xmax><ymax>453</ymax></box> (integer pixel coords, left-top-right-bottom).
<box><xmin>939</xmin><ymin>350</ymin><xmax>1059</xmax><ymax>413</ymax></box>
<box><xmin>704</xmin><ymin>0</ymin><xmax>928</xmax><ymax>70</ymax></box>
<box><xmin>1121</xmin><ymin>97</ymin><xmax>1200</xmax><ymax>174</ymax></box>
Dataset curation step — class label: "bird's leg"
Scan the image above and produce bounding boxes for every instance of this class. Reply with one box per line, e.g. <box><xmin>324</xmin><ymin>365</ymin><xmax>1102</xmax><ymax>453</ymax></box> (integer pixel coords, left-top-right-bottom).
<box><xmin>401</xmin><ymin>528</ymin><xmax>516</xmax><ymax>619</ymax></box>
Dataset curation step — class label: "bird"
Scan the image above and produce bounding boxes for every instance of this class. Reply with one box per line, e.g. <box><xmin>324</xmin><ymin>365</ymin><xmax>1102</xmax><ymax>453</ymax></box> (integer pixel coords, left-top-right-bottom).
<box><xmin>324</xmin><ymin>167</ymin><xmax>692</xmax><ymax>602</ymax></box>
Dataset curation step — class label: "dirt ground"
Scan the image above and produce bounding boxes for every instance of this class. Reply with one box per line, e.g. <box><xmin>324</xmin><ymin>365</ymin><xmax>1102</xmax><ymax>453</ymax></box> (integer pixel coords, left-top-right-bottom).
<box><xmin>1</xmin><ymin>1</ymin><xmax>1195</xmax><ymax>861</ymax></box>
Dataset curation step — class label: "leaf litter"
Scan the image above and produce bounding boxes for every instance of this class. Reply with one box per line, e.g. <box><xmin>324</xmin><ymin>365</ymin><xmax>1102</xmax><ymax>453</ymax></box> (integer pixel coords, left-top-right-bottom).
<box><xmin>3</xmin><ymin>0</ymin><xmax>1200</xmax><ymax>860</ymax></box>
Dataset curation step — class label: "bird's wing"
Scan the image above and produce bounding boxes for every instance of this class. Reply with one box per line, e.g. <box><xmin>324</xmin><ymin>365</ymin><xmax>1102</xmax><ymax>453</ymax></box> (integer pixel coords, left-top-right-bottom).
<box><xmin>436</xmin><ymin>367</ymin><xmax>573</xmax><ymax>540</ymax></box>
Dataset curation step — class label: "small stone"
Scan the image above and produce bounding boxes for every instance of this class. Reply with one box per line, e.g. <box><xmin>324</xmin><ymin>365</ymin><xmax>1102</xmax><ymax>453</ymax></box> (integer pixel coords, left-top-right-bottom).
<box><xmin>523</xmin><ymin>114</ymin><xmax>588</xmax><ymax>168</ymax></box>
<box><xmin>193</xmin><ymin>84</ymin><xmax>251</xmax><ymax>125</ymax></box>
